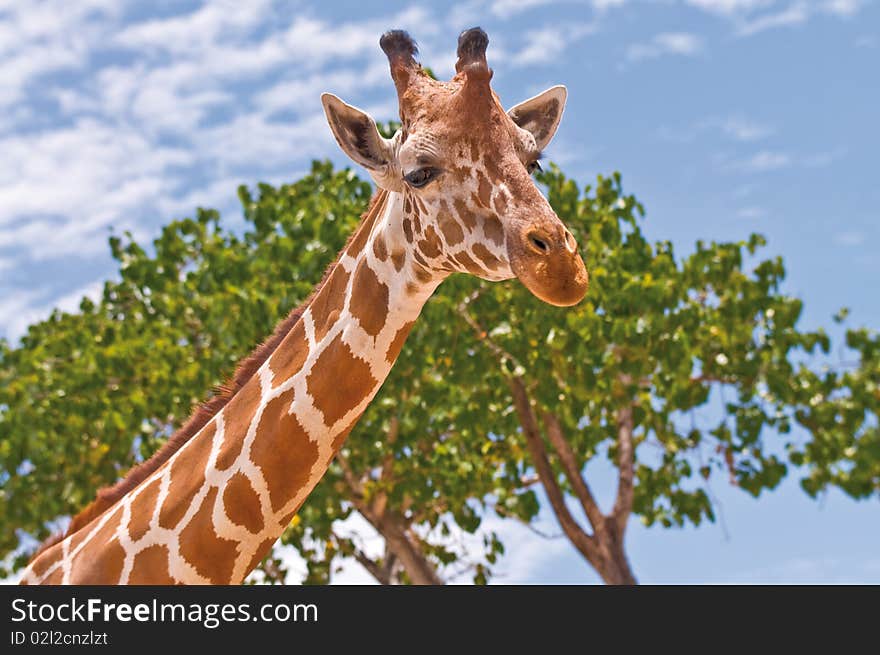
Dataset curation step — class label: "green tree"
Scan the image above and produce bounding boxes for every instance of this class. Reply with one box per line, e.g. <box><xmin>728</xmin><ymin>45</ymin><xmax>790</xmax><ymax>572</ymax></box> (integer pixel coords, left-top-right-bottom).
<box><xmin>1</xmin><ymin>161</ymin><xmax>876</xmax><ymax>583</ymax></box>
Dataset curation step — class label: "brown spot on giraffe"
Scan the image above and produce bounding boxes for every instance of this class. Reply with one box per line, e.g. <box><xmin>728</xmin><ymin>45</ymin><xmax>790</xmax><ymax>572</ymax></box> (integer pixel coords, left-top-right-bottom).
<box><xmin>345</xmin><ymin>191</ymin><xmax>385</xmax><ymax>257</ymax></box>
<box><xmin>68</xmin><ymin>517</ymin><xmax>91</xmax><ymax>553</ymax></box>
<box><xmin>326</xmin><ymin>422</ymin><xmax>353</xmax><ymax>455</ymax></box>
<box><xmin>179</xmin><ymin>487</ymin><xmax>239</xmax><ymax>584</ymax></box>
<box><xmin>411</xmin><ymin>262</ymin><xmax>433</xmax><ymax>284</ymax></box>
<box><xmin>223</xmin><ymin>472</ymin><xmax>265</xmax><ymax>533</ymax></box>
<box><xmin>307</xmin><ymin>334</ymin><xmax>377</xmax><ymax>428</ymax></box>
<box><xmin>310</xmin><ymin>265</ymin><xmax>351</xmax><ymax>342</ymax></box>
<box><xmin>472</xmin><ymin>243</ymin><xmax>502</xmax><ymax>270</ymax></box>
<box><xmin>483</xmin><ymin>150</ymin><xmax>505</xmax><ymax>184</ymax></box>
<box><xmin>127</xmin><ymin>477</ymin><xmax>161</xmax><ymax>542</ymax></box>
<box><xmin>249</xmin><ymin>387</ymin><xmax>318</xmax><ymax>513</ymax></box>
<box><xmin>386</xmin><ymin>321</ymin><xmax>415</xmax><ymax>363</ymax></box>
<box><xmin>70</xmin><ymin>515</ymin><xmax>125</xmax><ymax>584</ymax></box>
<box><xmin>349</xmin><ymin>258</ymin><xmax>390</xmax><ymax>337</ymax></box>
<box><xmin>42</xmin><ymin>568</ymin><xmax>64</xmax><ymax>584</ymax></box>
<box><xmin>483</xmin><ymin>215</ymin><xmax>505</xmax><ymax>246</ymax></box>
<box><xmin>454</xmin><ymin>251</ymin><xmax>485</xmax><ymax>275</ymax></box>
<box><xmin>129</xmin><ymin>545</ymin><xmax>177</xmax><ymax>584</ymax></box>
<box><xmin>456</xmin><ymin>197</ymin><xmax>477</xmax><ymax>230</ymax></box>
<box><xmin>245</xmin><ymin>537</ymin><xmax>277</xmax><ymax>576</ymax></box>
<box><xmin>418</xmin><ymin>225</ymin><xmax>443</xmax><ymax>259</ymax></box>
<box><xmin>391</xmin><ymin>249</ymin><xmax>406</xmax><ymax>272</ymax></box>
<box><xmin>373</xmin><ymin>233</ymin><xmax>388</xmax><ymax>261</ymax></box>
<box><xmin>402</xmin><ymin>217</ymin><xmax>413</xmax><ymax>243</ymax></box>
<box><xmin>410</xmin><ymin>204</ymin><xmax>422</xmax><ymax>234</ymax></box>
<box><xmin>214</xmin><ymin>384</ymin><xmax>257</xmax><ymax>471</ymax></box>
<box><xmin>411</xmin><ymin>249</ymin><xmax>429</xmax><ymax>267</ymax></box>
<box><xmin>159</xmin><ymin>421</ymin><xmax>217</xmax><ymax>530</ymax></box>
<box><xmin>267</xmin><ymin>318</ymin><xmax>308</xmax><ymax>387</ymax></box>
<box><xmin>452</xmin><ymin>164</ymin><xmax>471</xmax><ymax>183</ymax></box>
<box><xmin>477</xmin><ymin>171</ymin><xmax>492</xmax><ymax>208</ymax></box>
<box><xmin>29</xmin><ymin>545</ymin><xmax>61</xmax><ymax>579</ymax></box>
<box><xmin>437</xmin><ymin>209</ymin><xmax>464</xmax><ymax>246</ymax></box>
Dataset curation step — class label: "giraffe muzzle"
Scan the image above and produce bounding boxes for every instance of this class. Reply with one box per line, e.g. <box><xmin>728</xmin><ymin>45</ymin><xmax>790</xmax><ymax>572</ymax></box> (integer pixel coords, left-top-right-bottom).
<box><xmin>510</xmin><ymin>224</ymin><xmax>589</xmax><ymax>307</ymax></box>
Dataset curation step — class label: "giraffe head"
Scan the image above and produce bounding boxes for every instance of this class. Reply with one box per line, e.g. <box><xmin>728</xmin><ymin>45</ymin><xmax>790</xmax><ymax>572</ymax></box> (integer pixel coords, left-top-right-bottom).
<box><xmin>322</xmin><ymin>27</ymin><xmax>588</xmax><ymax>307</ymax></box>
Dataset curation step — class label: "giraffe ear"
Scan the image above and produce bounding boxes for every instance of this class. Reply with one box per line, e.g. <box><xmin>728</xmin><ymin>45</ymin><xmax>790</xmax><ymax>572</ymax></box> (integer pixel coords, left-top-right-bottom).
<box><xmin>322</xmin><ymin>93</ymin><xmax>394</xmax><ymax>172</ymax></box>
<box><xmin>507</xmin><ymin>85</ymin><xmax>567</xmax><ymax>151</ymax></box>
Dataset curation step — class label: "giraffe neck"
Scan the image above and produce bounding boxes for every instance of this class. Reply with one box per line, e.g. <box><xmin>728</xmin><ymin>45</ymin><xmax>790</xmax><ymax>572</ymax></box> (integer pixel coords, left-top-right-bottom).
<box><xmin>23</xmin><ymin>188</ymin><xmax>446</xmax><ymax>585</ymax></box>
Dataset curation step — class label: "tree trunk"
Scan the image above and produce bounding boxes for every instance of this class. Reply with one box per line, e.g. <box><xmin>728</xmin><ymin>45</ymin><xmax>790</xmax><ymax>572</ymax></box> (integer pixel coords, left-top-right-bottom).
<box><xmin>593</xmin><ymin>521</ymin><xmax>637</xmax><ymax>585</ymax></box>
<box><xmin>372</xmin><ymin>510</ymin><xmax>443</xmax><ymax>585</ymax></box>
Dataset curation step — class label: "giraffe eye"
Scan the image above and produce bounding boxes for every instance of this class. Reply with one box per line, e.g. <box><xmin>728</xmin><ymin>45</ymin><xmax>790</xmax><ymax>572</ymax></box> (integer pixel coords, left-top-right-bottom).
<box><xmin>404</xmin><ymin>167</ymin><xmax>440</xmax><ymax>188</ymax></box>
<box><xmin>527</xmin><ymin>160</ymin><xmax>542</xmax><ymax>175</ymax></box>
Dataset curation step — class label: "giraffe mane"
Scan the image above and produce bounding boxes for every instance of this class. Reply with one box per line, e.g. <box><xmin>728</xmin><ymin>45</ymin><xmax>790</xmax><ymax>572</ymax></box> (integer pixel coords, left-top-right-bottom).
<box><xmin>30</xmin><ymin>188</ymin><xmax>389</xmax><ymax>562</ymax></box>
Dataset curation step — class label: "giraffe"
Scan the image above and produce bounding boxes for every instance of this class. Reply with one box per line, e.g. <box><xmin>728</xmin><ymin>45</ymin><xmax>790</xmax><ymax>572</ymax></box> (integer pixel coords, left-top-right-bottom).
<box><xmin>22</xmin><ymin>27</ymin><xmax>588</xmax><ymax>585</ymax></box>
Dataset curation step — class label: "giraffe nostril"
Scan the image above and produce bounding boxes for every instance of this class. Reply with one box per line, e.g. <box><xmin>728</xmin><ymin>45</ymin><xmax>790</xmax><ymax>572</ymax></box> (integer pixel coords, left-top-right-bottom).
<box><xmin>528</xmin><ymin>232</ymin><xmax>550</xmax><ymax>254</ymax></box>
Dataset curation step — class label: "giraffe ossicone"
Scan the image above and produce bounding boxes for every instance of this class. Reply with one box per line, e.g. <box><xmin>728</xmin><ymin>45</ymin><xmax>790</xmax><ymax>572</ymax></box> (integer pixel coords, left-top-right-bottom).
<box><xmin>22</xmin><ymin>27</ymin><xmax>588</xmax><ymax>585</ymax></box>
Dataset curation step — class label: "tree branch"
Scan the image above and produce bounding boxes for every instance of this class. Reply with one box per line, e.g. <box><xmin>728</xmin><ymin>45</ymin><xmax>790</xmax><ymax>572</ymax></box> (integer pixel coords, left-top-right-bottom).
<box><xmin>336</xmin><ymin>451</ymin><xmax>364</xmax><ymax>497</ymax></box>
<box><xmin>612</xmin><ymin>404</ymin><xmax>635</xmax><ymax>536</ymax></box>
<box><xmin>493</xmin><ymin>505</ymin><xmax>565</xmax><ymax>540</ymax></box>
<box><xmin>508</xmin><ymin>376</ymin><xmax>602</xmax><ymax>568</ymax></box>
<box><xmin>542</xmin><ymin>411</ymin><xmax>607</xmax><ymax>538</ymax></box>
<box><xmin>352</xmin><ymin>547</ymin><xmax>392</xmax><ymax>585</ymax></box>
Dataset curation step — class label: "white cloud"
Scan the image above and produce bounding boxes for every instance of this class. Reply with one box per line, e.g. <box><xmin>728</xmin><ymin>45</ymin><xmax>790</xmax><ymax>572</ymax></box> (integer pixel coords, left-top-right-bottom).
<box><xmin>490</xmin><ymin>0</ymin><xmax>626</xmax><ymax>20</ymax></box>
<box><xmin>720</xmin><ymin>147</ymin><xmax>845</xmax><ymax>174</ymax></box>
<box><xmin>683</xmin><ymin>0</ymin><xmax>866</xmax><ymax>36</ymax></box>
<box><xmin>0</xmin><ymin>0</ymin><xmax>122</xmax><ymax>112</ymax></box>
<box><xmin>0</xmin><ymin>278</ymin><xmax>104</xmax><ymax>343</ymax></box>
<box><xmin>511</xmin><ymin>23</ymin><xmax>597</xmax><ymax>66</ymax></box>
<box><xmin>737</xmin><ymin>150</ymin><xmax>792</xmax><ymax>171</ymax></box>
<box><xmin>51</xmin><ymin>279</ymin><xmax>105</xmax><ymax>315</ymax></box>
<box><xmin>0</xmin><ymin>288</ymin><xmax>45</xmax><ymax>344</ymax></box>
<box><xmin>254</xmin><ymin>62</ymin><xmax>390</xmax><ymax>116</ymax></box>
<box><xmin>736</xmin><ymin>3</ymin><xmax>810</xmax><ymax>36</ymax></box>
<box><xmin>802</xmin><ymin>148</ymin><xmax>847</xmax><ymax>167</ymax></box>
<box><xmin>659</xmin><ymin>114</ymin><xmax>774</xmax><ymax>143</ymax></box>
<box><xmin>0</xmin><ymin>119</ymin><xmax>192</xmax><ymax>258</ymax></box>
<box><xmin>833</xmin><ymin>230</ymin><xmax>864</xmax><ymax>246</ymax></box>
<box><xmin>737</xmin><ymin>206</ymin><xmax>768</xmax><ymax>218</ymax></box>
<box><xmin>685</xmin><ymin>0</ymin><xmax>776</xmax><ymax>15</ymax></box>
<box><xmin>111</xmin><ymin>0</ymin><xmax>272</xmax><ymax>56</ymax></box>
<box><xmin>719</xmin><ymin>115</ymin><xmax>775</xmax><ymax>141</ymax></box>
<box><xmin>592</xmin><ymin>0</ymin><xmax>628</xmax><ymax>9</ymax></box>
<box><xmin>491</xmin><ymin>0</ymin><xmax>557</xmax><ymax>18</ymax></box>
<box><xmin>626</xmin><ymin>32</ymin><xmax>704</xmax><ymax>62</ymax></box>
<box><xmin>822</xmin><ymin>0</ymin><xmax>864</xmax><ymax>17</ymax></box>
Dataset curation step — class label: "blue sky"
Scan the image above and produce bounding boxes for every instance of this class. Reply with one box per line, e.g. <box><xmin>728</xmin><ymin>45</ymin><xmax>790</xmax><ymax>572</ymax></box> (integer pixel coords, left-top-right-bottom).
<box><xmin>1</xmin><ymin>0</ymin><xmax>878</xmax><ymax>583</ymax></box>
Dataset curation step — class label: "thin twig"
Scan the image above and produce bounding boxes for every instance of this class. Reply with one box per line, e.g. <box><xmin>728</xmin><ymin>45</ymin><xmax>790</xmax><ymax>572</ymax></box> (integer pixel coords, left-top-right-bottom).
<box><xmin>456</xmin><ymin>291</ymin><xmax>527</xmax><ymax>374</ymax></box>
